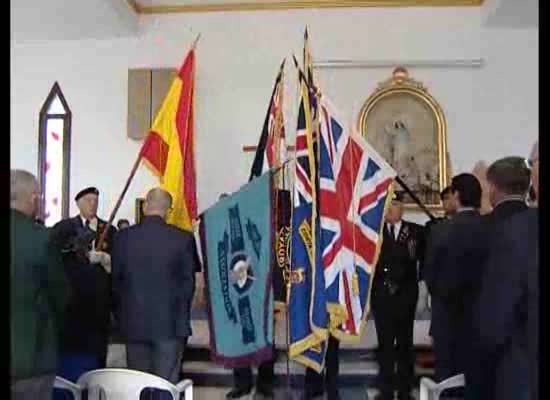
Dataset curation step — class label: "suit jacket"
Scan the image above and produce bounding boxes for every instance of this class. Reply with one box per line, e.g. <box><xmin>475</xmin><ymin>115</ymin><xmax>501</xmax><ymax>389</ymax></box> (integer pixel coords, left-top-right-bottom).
<box><xmin>111</xmin><ymin>216</ymin><xmax>197</xmax><ymax>342</ymax></box>
<box><xmin>50</xmin><ymin>215</ymin><xmax>116</xmax><ymax>355</ymax></box>
<box><xmin>424</xmin><ymin>209</ymin><xmax>485</xmax><ymax>344</ymax></box>
<box><xmin>477</xmin><ymin>208</ymin><xmax>537</xmax><ymax>400</ymax></box>
<box><xmin>10</xmin><ymin>210</ymin><xmax>69</xmax><ymax>380</ymax></box>
<box><xmin>374</xmin><ymin>220</ymin><xmax>425</xmax><ymax>290</ymax></box>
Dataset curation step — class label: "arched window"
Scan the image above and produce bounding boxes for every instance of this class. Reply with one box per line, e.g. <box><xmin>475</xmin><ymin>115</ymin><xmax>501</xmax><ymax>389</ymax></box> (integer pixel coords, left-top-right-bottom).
<box><xmin>38</xmin><ymin>82</ymin><xmax>71</xmax><ymax>227</ymax></box>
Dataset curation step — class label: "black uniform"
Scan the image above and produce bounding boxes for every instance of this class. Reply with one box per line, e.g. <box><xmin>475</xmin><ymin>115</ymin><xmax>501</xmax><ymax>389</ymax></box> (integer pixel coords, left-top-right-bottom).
<box><xmin>371</xmin><ymin>220</ymin><xmax>425</xmax><ymax>399</ymax></box>
<box><xmin>50</xmin><ymin>215</ymin><xmax>117</xmax><ymax>366</ymax></box>
<box><xmin>304</xmin><ymin>335</ymin><xmax>340</xmax><ymax>400</ymax></box>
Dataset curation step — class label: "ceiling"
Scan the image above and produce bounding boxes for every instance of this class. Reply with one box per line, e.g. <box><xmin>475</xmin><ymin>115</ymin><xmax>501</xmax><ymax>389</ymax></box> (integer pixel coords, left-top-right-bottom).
<box><xmin>11</xmin><ymin>0</ymin><xmax>536</xmax><ymax>42</ymax></box>
<box><xmin>485</xmin><ymin>0</ymin><xmax>538</xmax><ymax>28</ymax></box>
<box><xmin>11</xmin><ymin>0</ymin><xmax>139</xmax><ymax>41</ymax></box>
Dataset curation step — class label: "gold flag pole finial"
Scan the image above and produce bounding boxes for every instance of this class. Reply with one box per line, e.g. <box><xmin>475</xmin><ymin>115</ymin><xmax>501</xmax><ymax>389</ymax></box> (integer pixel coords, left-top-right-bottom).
<box><xmin>191</xmin><ymin>33</ymin><xmax>201</xmax><ymax>50</ymax></box>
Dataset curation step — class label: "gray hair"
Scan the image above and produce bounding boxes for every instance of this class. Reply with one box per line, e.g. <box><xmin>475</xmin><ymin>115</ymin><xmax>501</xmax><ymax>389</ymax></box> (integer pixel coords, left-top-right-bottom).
<box><xmin>145</xmin><ymin>188</ymin><xmax>173</xmax><ymax>214</ymax></box>
<box><xmin>10</xmin><ymin>169</ymin><xmax>38</xmax><ymax>203</ymax></box>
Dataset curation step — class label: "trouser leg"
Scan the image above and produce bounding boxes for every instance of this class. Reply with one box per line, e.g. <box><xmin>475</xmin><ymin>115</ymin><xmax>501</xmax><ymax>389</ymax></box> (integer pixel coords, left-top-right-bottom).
<box><xmin>126</xmin><ymin>342</ymin><xmax>154</xmax><ymax>374</ymax></box>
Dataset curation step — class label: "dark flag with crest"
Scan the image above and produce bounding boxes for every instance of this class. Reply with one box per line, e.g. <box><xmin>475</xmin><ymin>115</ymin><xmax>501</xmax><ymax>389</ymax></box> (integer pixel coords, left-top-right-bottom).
<box><xmin>249</xmin><ymin>60</ymin><xmax>291</xmax><ymax>310</ymax></box>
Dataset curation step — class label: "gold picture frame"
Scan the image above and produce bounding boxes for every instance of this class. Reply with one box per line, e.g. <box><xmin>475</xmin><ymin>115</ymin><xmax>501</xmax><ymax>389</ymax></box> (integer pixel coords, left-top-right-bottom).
<box><xmin>358</xmin><ymin>67</ymin><xmax>448</xmax><ymax>209</ymax></box>
<box><xmin>135</xmin><ymin>198</ymin><xmax>145</xmax><ymax>224</ymax></box>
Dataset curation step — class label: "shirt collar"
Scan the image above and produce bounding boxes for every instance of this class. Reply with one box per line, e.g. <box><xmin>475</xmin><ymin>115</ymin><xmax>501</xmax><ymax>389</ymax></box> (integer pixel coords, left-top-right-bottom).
<box><xmin>494</xmin><ymin>196</ymin><xmax>527</xmax><ymax>208</ymax></box>
<box><xmin>457</xmin><ymin>207</ymin><xmax>476</xmax><ymax>213</ymax></box>
<box><xmin>80</xmin><ymin>215</ymin><xmax>98</xmax><ymax>230</ymax></box>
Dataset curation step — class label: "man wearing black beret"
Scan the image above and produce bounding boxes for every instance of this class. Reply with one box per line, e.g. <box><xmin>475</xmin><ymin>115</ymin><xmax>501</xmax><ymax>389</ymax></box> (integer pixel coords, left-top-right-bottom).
<box><xmin>371</xmin><ymin>191</ymin><xmax>425</xmax><ymax>400</ymax></box>
<box><xmin>50</xmin><ymin>186</ymin><xmax>117</xmax><ymax>387</ymax></box>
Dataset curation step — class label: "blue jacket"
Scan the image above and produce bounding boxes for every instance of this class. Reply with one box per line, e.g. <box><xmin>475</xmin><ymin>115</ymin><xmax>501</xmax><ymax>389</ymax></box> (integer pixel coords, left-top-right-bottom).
<box><xmin>111</xmin><ymin>216</ymin><xmax>198</xmax><ymax>341</ymax></box>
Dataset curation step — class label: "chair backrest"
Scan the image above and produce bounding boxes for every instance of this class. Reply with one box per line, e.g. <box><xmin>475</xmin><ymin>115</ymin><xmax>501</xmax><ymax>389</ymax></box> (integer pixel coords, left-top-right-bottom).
<box><xmin>419</xmin><ymin>374</ymin><xmax>465</xmax><ymax>400</ymax></box>
<box><xmin>77</xmin><ymin>369</ymin><xmax>179</xmax><ymax>400</ymax></box>
<box><xmin>54</xmin><ymin>376</ymin><xmax>82</xmax><ymax>400</ymax></box>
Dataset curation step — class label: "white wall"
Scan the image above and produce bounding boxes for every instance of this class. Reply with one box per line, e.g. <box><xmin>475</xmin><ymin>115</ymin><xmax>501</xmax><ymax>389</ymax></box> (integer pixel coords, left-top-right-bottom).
<box><xmin>11</xmin><ymin>7</ymin><xmax>538</xmax><ymax>225</ymax></box>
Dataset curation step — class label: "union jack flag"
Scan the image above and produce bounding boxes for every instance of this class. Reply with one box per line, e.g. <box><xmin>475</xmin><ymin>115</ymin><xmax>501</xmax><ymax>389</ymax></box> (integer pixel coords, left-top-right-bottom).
<box><xmin>318</xmin><ymin>96</ymin><xmax>396</xmax><ymax>340</ymax></box>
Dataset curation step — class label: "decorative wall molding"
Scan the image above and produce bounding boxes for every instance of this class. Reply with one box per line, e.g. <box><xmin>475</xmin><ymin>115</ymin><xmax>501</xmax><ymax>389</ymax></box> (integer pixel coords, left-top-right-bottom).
<box><xmin>127</xmin><ymin>0</ymin><xmax>483</xmax><ymax>14</ymax></box>
<box><xmin>313</xmin><ymin>58</ymin><xmax>485</xmax><ymax>69</ymax></box>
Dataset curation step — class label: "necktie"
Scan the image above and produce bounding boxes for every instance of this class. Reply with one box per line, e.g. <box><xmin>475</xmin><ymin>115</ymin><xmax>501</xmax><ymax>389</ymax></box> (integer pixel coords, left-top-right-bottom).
<box><xmin>85</xmin><ymin>219</ymin><xmax>90</xmax><ymax>229</ymax></box>
<box><xmin>390</xmin><ymin>224</ymin><xmax>395</xmax><ymax>240</ymax></box>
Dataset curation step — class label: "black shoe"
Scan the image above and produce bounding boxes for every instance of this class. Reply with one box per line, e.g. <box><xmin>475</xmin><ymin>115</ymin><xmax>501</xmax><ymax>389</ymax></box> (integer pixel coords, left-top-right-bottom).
<box><xmin>226</xmin><ymin>387</ymin><xmax>252</xmax><ymax>399</ymax></box>
<box><xmin>326</xmin><ymin>390</ymin><xmax>341</xmax><ymax>400</ymax></box>
<box><xmin>254</xmin><ymin>387</ymin><xmax>274</xmax><ymax>399</ymax></box>
<box><xmin>304</xmin><ymin>389</ymin><xmax>324</xmax><ymax>399</ymax></box>
<box><xmin>374</xmin><ymin>393</ymin><xmax>393</xmax><ymax>400</ymax></box>
<box><xmin>397</xmin><ymin>392</ymin><xmax>414</xmax><ymax>400</ymax></box>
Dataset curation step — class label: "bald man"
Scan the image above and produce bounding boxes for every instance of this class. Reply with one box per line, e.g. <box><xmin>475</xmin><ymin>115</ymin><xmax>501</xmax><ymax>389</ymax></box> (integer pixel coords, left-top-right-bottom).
<box><xmin>112</xmin><ymin>188</ymin><xmax>198</xmax><ymax>382</ymax></box>
<box><xmin>10</xmin><ymin>170</ymin><xmax>69</xmax><ymax>400</ymax></box>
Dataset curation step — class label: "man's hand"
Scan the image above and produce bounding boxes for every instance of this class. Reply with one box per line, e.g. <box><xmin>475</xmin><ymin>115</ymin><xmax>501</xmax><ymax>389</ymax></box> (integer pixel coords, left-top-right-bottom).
<box><xmin>88</xmin><ymin>250</ymin><xmax>112</xmax><ymax>273</ymax></box>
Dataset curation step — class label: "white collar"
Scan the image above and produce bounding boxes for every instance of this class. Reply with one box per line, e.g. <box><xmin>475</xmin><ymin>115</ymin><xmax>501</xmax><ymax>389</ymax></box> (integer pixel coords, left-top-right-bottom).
<box><xmin>457</xmin><ymin>207</ymin><xmax>476</xmax><ymax>213</ymax></box>
<box><xmin>386</xmin><ymin>220</ymin><xmax>402</xmax><ymax>238</ymax></box>
<box><xmin>495</xmin><ymin>196</ymin><xmax>527</xmax><ymax>208</ymax></box>
<box><xmin>80</xmin><ymin>215</ymin><xmax>98</xmax><ymax>231</ymax></box>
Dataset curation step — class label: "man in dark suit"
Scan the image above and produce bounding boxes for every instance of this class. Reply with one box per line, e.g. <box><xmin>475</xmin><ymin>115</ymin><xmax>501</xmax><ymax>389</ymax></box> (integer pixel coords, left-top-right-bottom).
<box><xmin>423</xmin><ymin>174</ymin><xmax>484</xmax><ymax>385</ymax></box>
<box><xmin>371</xmin><ymin>191</ymin><xmax>425</xmax><ymax>400</ymax></box>
<box><xmin>10</xmin><ymin>170</ymin><xmax>69</xmax><ymax>400</ymax></box>
<box><xmin>473</xmin><ymin>153</ymin><xmax>536</xmax><ymax>400</ymax></box>
<box><xmin>304</xmin><ymin>335</ymin><xmax>341</xmax><ymax>400</ymax></box>
<box><xmin>111</xmin><ymin>188</ymin><xmax>197</xmax><ymax>382</ymax></box>
<box><xmin>50</xmin><ymin>186</ymin><xmax>117</xmax><ymax>385</ymax></box>
<box><xmin>476</xmin><ymin>208</ymin><xmax>537</xmax><ymax>400</ymax></box>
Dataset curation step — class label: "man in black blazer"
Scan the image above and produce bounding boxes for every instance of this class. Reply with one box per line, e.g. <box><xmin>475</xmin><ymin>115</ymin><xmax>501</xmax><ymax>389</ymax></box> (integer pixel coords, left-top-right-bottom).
<box><xmin>111</xmin><ymin>188</ymin><xmax>197</xmax><ymax>383</ymax></box>
<box><xmin>371</xmin><ymin>191</ymin><xmax>425</xmax><ymax>400</ymax></box>
<box><xmin>50</xmin><ymin>187</ymin><xmax>117</xmax><ymax>384</ymax></box>
<box><xmin>466</xmin><ymin>156</ymin><xmax>531</xmax><ymax>399</ymax></box>
<box><xmin>476</xmin><ymin>208</ymin><xmax>537</xmax><ymax>400</ymax></box>
<box><xmin>423</xmin><ymin>174</ymin><xmax>484</xmax><ymax>385</ymax></box>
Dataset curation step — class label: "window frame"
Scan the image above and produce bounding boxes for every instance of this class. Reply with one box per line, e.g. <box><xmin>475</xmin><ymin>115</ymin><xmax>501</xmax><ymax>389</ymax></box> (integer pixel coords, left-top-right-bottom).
<box><xmin>37</xmin><ymin>82</ymin><xmax>72</xmax><ymax>222</ymax></box>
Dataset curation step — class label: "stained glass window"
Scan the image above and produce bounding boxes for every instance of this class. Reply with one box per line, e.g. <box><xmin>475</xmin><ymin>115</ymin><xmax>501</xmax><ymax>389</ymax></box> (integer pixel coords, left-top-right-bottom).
<box><xmin>38</xmin><ymin>83</ymin><xmax>71</xmax><ymax>227</ymax></box>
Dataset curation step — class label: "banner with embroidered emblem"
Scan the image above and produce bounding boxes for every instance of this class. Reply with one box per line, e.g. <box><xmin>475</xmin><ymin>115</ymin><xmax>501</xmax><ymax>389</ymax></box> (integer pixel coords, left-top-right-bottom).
<box><xmin>199</xmin><ymin>172</ymin><xmax>274</xmax><ymax>367</ymax></box>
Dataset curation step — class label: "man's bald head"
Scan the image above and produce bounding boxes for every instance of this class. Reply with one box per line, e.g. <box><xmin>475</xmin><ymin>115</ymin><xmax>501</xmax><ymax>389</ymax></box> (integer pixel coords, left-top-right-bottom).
<box><xmin>143</xmin><ymin>188</ymin><xmax>173</xmax><ymax>218</ymax></box>
<box><xmin>11</xmin><ymin>169</ymin><xmax>40</xmax><ymax>218</ymax></box>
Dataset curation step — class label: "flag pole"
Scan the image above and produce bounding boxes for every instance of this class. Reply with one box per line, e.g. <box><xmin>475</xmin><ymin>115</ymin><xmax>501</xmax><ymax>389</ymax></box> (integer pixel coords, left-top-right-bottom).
<box><xmin>96</xmin><ymin>152</ymin><xmax>143</xmax><ymax>250</ymax></box>
<box><xmin>191</xmin><ymin>33</ymin><xmax>201</xmax><ymax>49</ymax></box>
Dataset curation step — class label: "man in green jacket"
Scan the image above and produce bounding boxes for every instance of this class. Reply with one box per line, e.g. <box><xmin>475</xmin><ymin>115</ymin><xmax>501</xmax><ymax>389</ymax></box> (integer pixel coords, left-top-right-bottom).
<box><xmin>10</xmin><ymin>169</ymin><xmax>69</xmax><ymax>400</ymax></box>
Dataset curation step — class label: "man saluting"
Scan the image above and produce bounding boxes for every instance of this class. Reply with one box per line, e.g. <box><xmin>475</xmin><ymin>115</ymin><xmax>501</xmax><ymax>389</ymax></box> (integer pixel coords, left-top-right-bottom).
<box><xmin>50</xmin><ymin>187</ymin><xmax>117</xmax><ymax>384</ymax></box>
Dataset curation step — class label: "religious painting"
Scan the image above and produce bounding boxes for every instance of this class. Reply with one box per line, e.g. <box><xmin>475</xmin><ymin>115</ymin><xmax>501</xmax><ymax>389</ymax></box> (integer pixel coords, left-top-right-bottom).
<box><xmin>358</xmin><ymin>67</ymin><xmax>449</xmax><ymax>209</ymax></box>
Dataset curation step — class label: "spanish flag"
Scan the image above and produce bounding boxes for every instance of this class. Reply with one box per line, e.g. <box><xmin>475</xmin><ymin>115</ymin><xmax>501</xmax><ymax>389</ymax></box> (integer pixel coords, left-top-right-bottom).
<box><xmin>140</xmin><ymin>48</ymin><xmax>197</xmax><ymax>231</ymax></box>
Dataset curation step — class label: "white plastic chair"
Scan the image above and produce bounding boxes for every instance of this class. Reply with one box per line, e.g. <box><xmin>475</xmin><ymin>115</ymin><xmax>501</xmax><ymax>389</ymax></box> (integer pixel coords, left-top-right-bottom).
<box><xmin>77</xmin><ymin>368</ymin><xmax>193</xmax><ymax>400</ymax></box>
<box><xmin>419</xmin><ymin>374</ymin><xmax>465</xmax><ymax>400</ymax></box>
<box><xmin>53</xmin><ymin>376</ymin><xmax>83</xmax><ymax>400</ymax></box>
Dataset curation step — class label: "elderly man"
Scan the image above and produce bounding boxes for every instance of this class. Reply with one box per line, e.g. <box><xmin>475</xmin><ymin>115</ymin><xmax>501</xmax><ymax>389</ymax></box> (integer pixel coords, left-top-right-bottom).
<box><xmin>10</xmin><ymin>170</ymin><xmax>69</xmax><ymax>400</ymax></box>
<box><xmin>50</xmin><ymin>187</ymin><xmax>117</xmax><ymax>384</ymax></box>
<box><xmin>112</xmin><ymin>188</ymin><xmax>197</xmax><ymax>382</ymax></box>
<box><xmin>474</xmin><ymin>144</ymin><xmax>538</xmax><ymax>400</ymax></box>
<box><xmin>371</xmin><ymin>191</ymin><xmax>425</xmax><ymax>400</ymax></box>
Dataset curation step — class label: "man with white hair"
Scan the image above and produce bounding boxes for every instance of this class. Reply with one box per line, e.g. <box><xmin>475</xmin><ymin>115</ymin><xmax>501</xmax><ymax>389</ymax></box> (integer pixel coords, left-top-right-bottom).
<box><xmin>112</xmin><ymin>188</ymin><xmax>198</xmax><ymax>382</ymax></box>
<box><xmin>50</xmin><ymin>186</ymin><xmax>117</xmax><ymax>386</ymax></box>
<box><xmin>10</xmin><ymin>170</ymin><xmax>69</xmax><ymax>400</ymax></box>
